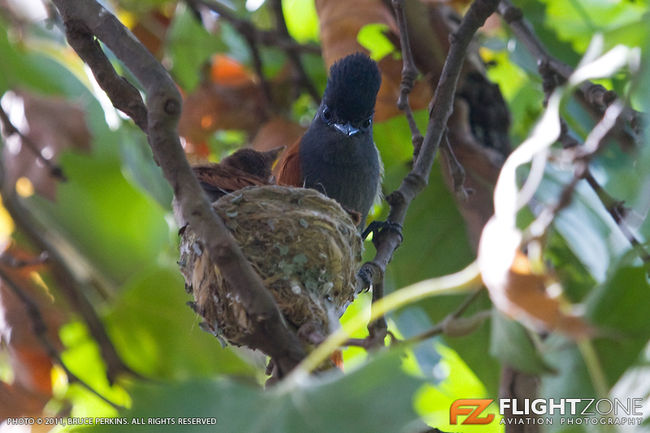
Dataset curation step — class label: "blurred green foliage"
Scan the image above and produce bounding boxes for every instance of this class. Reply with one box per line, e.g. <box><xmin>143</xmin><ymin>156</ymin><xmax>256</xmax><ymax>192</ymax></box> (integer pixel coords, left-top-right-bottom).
<box><xmin>0</xmin><ymin>0</ymin><xmax>649</xmax><ymax>432</ymax></box>
<box><xmin>87</xmin><ymin>352</ymin><xmax>421</xmax><ymax>433</ymax></box>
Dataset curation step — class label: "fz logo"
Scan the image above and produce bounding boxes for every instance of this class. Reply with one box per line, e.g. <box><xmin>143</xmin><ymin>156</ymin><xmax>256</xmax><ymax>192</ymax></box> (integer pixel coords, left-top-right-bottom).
<box><xmin>450</xmin><ymin>399</ymin><xmax>495</xmax><ymax>425</ymax></box>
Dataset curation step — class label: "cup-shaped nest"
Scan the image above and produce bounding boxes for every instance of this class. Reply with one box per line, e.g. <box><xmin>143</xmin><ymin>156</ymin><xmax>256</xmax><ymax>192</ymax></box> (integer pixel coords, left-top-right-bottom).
<box><xmin>178</xmin><ymin>185</ymin><xmax>362</xmax><ymax>353</ymax></box>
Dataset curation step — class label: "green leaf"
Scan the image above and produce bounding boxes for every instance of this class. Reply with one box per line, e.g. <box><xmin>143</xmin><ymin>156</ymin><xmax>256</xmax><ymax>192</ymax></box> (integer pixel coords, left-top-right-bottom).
<box><xmin>59</xmin><ymin>322</ymin><xmax>130</xmax><ymax>417</ymax></box>
<box><xmin>545</xmin><ymin>229</ymin><xmax>596</xmax><ymax>302</ymax></box>
<box><xmin>511</xmin><ymin>0</ymin><xmax>581</xmax><ymax>66</ymax></box>
<box><xmin>119</xmin><ymin>129</ymin><xmax>173</xmax><ymax>209</ymax></box>
<box><xmin>33</xmin><ymin>151</ymin><xmax>170</xmax><ymax>282</ymax></box>
<box><xmin>104</xmin><ymin>266</ymin><xmax>256</xmax><ymax>379</ymax></box>
<box><xmin>540</xmin><ymin>334</ymin><xmax>596</xmax><ymax>399</ymax></box>
<box><xmin>166</xmin><ymin>6</ymin><xmax>226</xmax><ymax>90</ymax></box>
<box><xmin>602</xmin><ymin>17</ymin><xmax>650</xmax><ymax>50</ymax></box>
<box><xmin>415</xmin><ymin>344</ymin><xmax>502</xmax><ymax>433</ymax></box>
<box><xmin>86</xmin><ymin>352</ymin><xmax>421</xmax><ymax>433</ymax></box>
<box><xmin>537</xmin><ymin>166</ymin><xmax>628</xmax><ymax>283</ymax></box>
<box><xmin>282</xmin><ymin>0</ymin><xmax>319</xmax><ymax>43</ymax></box>
<box><xmin>490</xmin><ymin>310</ymin><xmax>554</xmax><ymax>375</ymax></box>
<box><xmin>219</xmin><ymin>21</ymin><xmax>252</xmax><ymax>65</ymax></box>
<box><xmin>586</xmin><ymin>266</ymin><xmax>650</xmax><ymax>385</ymax></box>
<box><xmin>543</xmin><ymin>0</ymin><xmax>649</xmax><ymax>53</ymax></box>
<box><xmin>358</xmin><ymin>23</ymin><xmax>396</xmax><ymax>61</ymax></box>
<box><xmin>541</xmin><ymin>264</ymin><xmax>650</xmax><ymax>421</ymax></box>
<box><xmin>0</xmin><ymin>20</ymin><xmax>82</xmax><ymax>95</ymax></box>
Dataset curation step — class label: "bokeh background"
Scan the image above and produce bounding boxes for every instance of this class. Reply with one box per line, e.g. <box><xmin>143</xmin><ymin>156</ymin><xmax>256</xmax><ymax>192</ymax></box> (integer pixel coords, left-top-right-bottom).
<box><xmin>0</xmin><ymin>0</ymin><xmax>649</xmax><ymax>432</ymax></box>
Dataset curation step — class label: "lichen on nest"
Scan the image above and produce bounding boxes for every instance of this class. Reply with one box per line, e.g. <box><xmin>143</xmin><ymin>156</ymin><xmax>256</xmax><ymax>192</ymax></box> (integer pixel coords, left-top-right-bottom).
<box><xmin>178</xmin><ymin>185</ymin><xmax>362</xmax><ymax>353</ymax></box>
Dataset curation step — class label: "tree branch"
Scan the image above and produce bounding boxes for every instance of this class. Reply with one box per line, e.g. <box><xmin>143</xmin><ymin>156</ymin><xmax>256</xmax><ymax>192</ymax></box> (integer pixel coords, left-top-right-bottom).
<box><xmin>51</xmin><ymin>0</ymin><xmax>305</xmax><ymax>376</ymax></box>
<box><xmin>0</xmin><ymin>251</ymin><xmax>49</xmax><ymax>268</ymax></box>
<box><xmin>361</xmin><ymin>0</ymin><xmax>500</xmax><ymax>288</ymax></box>
<box><xmin>188</xmin><ymin>0</ymin><xmax>321</xmax><ymax>55</ymax></box>
<box><xmin>268</xmin><ymin>0</ymin><xmax>321</xmax><ymax>104</ymax></box>
<box><xmin>0</xmin><ymin>265</ymin><xmax>123</xmax><ymax>409</ymax></box>
<box><xmin>0</xmin><ymin>187</ymin><xmax>136</xmax><ymax>383</ymax></box>
<box><xmin>58</xmin><ymin>23</ymin><xmax>149</xmax><ymax>132</ymax></box>
<box><xmin>392</xmin><ymin>0</ymin><xmax>424</xmax><ymax>157</ymax></box>
<box><xmin>0</xmin><ymin>132</ymin><xmax>131</xmax><ymax>382</ymax></box>
<box><xmin>242</xmin><ymin>32</ymin><xmax>273</xmax><ymax>110</ymax></box>
<box><xmin>497</xmin><ymin>0</ymin><xmax>640</xmax><ymax>149</ymax></box>
<box><xmin>187</xmin><ymin>0</ymin><xmax>320</xmax><ymax>105</ymax></box>
<box><xmin>395</xmin><ymin>290</ymin><xmax>486</xmax><ymax>345</ymax></box>
<box><xmin>534</xmin><ymin>55</ymin><xmax>650</xmax><ymax>267</ymax></box>
<box><xmin>528</xmin><ymin>102</ymin><xmax>650</xmax><ymax>267</ymax></box>
<box><xmin>0</xmin><ymin>104</ymin><xmax>66</xmax><ymax>181</ymax></box>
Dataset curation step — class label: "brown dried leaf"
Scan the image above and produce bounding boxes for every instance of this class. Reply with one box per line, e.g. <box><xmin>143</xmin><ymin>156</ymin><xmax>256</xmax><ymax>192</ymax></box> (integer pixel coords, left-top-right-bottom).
<box><xmin>178</xmin><ymin>81</ymin><xmax>265</xmax><ymax>147</ymax></box>
<box><xmin>251</xmin><ymin>117</ymin><xmax>305</xmax><ymax>153</ymax></box>
<box><xmin>315</xmin><ymin>0</ymin><xmax>431</xmax><ymax>122</ymax></box>
<box><xmin>130</xmin><ymin>9</ymin><xmax>173</xmax><ymax>58</ymax></box>
<box><xmin>0</xmin><ymin>248</ymin><xmax>65</xmax><ymax>400</ymax></box>
<box><xmin>1</xmin><ymin>90</ymin><xmax>92</xmax><ymax>200</ymax></box>
<box><xmin>0</xmin><ymin>382</ymin><xmax>50</xmax><ymax>421</ymax></box>
<box><xmin>316</xmin><ymin>0</ymin><xmax>395</xmax><ymax>67</ymax></box>
<box><xmin>178</xmin><ymin>56</ymin><xmax>266</xmax><ymax>147</ymax></box>
<box><xmin>478</xmin><ymin>220</ymin><xmax>592</xmax><ymax>339</ymax></box>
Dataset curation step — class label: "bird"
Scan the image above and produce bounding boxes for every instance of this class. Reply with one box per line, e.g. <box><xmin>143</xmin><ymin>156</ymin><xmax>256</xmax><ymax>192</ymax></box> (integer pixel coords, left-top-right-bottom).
<box><xmin>173</xmin><ymin>147</ymin><xmax>283</xmax><ymax>228</ymax></box>
<box><xmin>274</xmin><ymin>53</ymin><xmax>382</xmax><ymax>228</ymax></box>
<box><xmin>192</xmin><ymin>146</ymin><xmax>284</xmax><ymax>201</ymax></box>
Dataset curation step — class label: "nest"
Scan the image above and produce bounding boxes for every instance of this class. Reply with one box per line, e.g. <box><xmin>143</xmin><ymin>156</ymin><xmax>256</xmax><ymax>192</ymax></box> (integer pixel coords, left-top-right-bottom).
<box><xmin>178</xmin><ymin>185</ymin><xmax>362</xmax><ymax>353</ymax></box>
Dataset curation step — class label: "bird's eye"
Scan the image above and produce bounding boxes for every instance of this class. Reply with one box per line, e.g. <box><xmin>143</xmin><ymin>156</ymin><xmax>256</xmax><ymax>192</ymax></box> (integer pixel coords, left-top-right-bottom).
<box><xmin>322</xmin><ymin>106</ymin><xmax>332</xmax><ymax>122</ymax></box>
<box><xmin>362</xmin><ymin>118</ymin><xmax>372</xmax><ymax>129</ymax></box>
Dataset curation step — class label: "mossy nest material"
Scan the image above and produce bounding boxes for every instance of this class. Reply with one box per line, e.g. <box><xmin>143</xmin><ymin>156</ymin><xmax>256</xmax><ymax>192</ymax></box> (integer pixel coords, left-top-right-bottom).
<box><xmin>178</xmin><ymin>185</ymin><xmax>362</xmax><ymax>352</ymax></box>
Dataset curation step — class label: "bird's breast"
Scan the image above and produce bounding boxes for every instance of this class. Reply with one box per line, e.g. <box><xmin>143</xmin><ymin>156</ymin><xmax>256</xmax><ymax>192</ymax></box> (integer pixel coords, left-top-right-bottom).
<box><xmin>299</xmin><ymin>127</ymin><xmax>380</xmax><ymax>225</ymax></box>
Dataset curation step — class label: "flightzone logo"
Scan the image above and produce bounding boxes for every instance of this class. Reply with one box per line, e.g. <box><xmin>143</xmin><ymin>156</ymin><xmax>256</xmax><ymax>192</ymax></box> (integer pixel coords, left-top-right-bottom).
<box><xmin>450</xmin><ymin>398</ymin><xmax>645</xmax><ymax>426</ymax></box>
<box><xmin>450</xmin><ymin>399</ymin><xmax>495</xmax><ymax>425</ymax></box>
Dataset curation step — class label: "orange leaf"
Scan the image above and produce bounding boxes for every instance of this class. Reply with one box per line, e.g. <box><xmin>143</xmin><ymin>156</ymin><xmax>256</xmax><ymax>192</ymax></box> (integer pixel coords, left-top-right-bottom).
<box><xmin>210</xmin><ymin>54</ymin><xmax>255</xmax><ymax>87</ymax></box>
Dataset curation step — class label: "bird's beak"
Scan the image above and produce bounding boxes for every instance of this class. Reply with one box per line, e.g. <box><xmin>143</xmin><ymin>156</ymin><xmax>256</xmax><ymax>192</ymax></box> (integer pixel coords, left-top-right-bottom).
<box><xmin>332</xmin><ymin>122</ymin><xmax>360</xmax><ymax>136</ymax></box>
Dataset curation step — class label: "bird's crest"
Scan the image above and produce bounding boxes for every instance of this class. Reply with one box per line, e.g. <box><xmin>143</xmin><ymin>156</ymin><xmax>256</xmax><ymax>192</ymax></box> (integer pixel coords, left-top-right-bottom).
<box><xmin>322</xmin><ymin>53</ymin><xmax>381</xmax><ymax>123</ymax></box>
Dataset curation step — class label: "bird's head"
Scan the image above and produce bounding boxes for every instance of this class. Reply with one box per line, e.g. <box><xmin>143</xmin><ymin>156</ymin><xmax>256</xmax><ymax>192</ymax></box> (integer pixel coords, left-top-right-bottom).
<box><xmin>320</xmin><ymin>53</ymin><xmax>381</xmax><ymax>137</ymax></box>
<box><xmin>222</xmin><ymin>147</ymin><xmax>284</xmax><ymax>181</ymax></box>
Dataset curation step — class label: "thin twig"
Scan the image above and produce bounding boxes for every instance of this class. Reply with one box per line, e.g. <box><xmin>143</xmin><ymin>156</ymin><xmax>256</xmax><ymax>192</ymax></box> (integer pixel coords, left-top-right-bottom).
<box><xmin>52</xmin><ymin>0</ymin><xmax>306</xmax><ymax>376</ymax></box>
<box><xmin>188</xmin><ymin>0</ymin><xmax>320</xmax><ymax>105</ymax></box>
<box><xmin>391</xmin><ymin>0</ymin><xmax>424</xmax><ymax>157</ymax></box>
<box><xmin>242</xmin><ymin>33</ymin><xmax>273</xmax><ymax>109</ymax></box>
<box><xmin>397</xmin><ymin>290</ymin><xmax>485</xmax><ymax>345</ymax></box>
<box><xmin>528</xmin><ymin>102</ymin><xmax>626</xmax><ymax>238</ymax></box>
<box><xmin>0</xmin><ymin>105</ymin><xmax>66</xmax><ymax>181</ymax></box>
<box><xmin>583</xmin><ymin>175</ymin><xmax>650</xmax><ymax>262</ymax></box>
<box><xmin>0</xmin><ymin>266</ymin><xmax>123</xmax><ymax>410</ymax></box>
<box><xmin>188</xmin><ymin>0</ymin><xmax>320</xmax><ymax>54</ymax></box>
<box><xmin>0</xmin><ymin>187</ymin><xmax>138</xmax><ymax>382</ymax></box>
<box><xmin>441</xmin><ymin>133</ymin><xmax>470</xmax><ymax>199</ymax></box>
<box><xmin>359</xmin><ymin>0</ymin><xmax>500</xmax><ymax>290</ymax></box>
<box><xmin>0</xmin><ymin>134</ymin><xmax>135</xmax><ymax>382</ymax></box>
<box><xmin>536</xmin><ymin>62</ymin><xmax>650</xmax><ymax>266</ymax></box>
<box><xmin>497</xmin><ymin>0</ymin><xmax>640</xmax><ymax>148</ymax></box>
<box><xmin>268</xmin><ymin>0</ymin><xmax>320</xmax><ymax>104</ymax></box>
<box><xmin>0</xmin><ymin>251</ymin><xmax>49</xmax><ymax>268</ymax></box>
